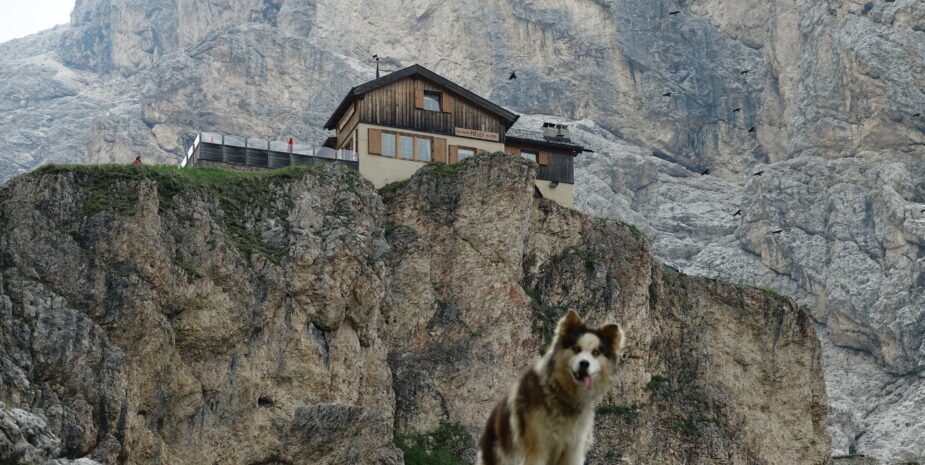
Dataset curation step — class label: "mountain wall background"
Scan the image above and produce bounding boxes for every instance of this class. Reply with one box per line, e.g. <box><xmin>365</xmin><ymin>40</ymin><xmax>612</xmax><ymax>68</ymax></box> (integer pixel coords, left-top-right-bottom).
<box><xmin>0</xmin><ymin>0</ymin><xmax>923</xmax><ymax>462</ymax></box>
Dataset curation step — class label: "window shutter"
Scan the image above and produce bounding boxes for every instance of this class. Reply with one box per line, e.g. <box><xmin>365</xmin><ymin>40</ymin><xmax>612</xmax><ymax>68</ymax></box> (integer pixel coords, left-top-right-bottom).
<box><xmin>505</xmin><ymin>146</ymin><xmax>520</xmax><ymax>156</ymax></box>
<box><xmin>369</xmin><ymin>128</ymin><xmax>382</xmax><ymax>155</ymax></box>
<box><xmin>538</xmin><ymin>151</ymin><xmax>549</xmax><ymax>166</ymax></box>
<box><xmin>441</xmin><ymin>92</ymin><xmax>453</xmax><ymax>113</ymax></box>
<box><xmin>415</xmin><ymin>88</ymin><xmax>425</xmax><ymax>109</ymax></box>
<box><xmin>433</xmin><ymin>138</ymin><xmax>447</xmax><ymax>163</ymax></box>
<box><xmin>449</xmin><ymin>145</ymin><xmax>459</xmax><ymax>164</ymax></box>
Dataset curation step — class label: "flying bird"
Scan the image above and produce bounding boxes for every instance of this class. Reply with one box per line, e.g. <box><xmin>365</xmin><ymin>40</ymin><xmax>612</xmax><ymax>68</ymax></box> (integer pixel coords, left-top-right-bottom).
<box><xmin>741</xmin><ymin>70</ymin><xmax>750</xmax><ymax>75</ymax></box>
<box><xmin>733</xmin><ymin>209</ymin><xmax>742</xmax><ymax>217</ymax></box>
<box><xmin>914</xmin><ymin>113</ymin><xmax>922</xmax><ymax>117</ymax></box>
<box><xmin>663</xmin><ymin>92</ymin><xmax>672</xmax><ymax>97</ymax></box>
<box><xmin>772</xmin><ymin>229</ymin><xmax>783</xmax><ymax>234</ymax></box>
<box><xmin>701</xmin><ymin>169</ymin><xmax>710</xmax><ymax>176</ymax></box>
<box><xmin>921</xmin><ymin>208</ymin><xmax>925</xmax><ymax>213</ymax></box>
<box><xmin>748</xmin><ymin>127</ymin><xmax>756</xmax><ymax>133</ymax></box>
<box><xmin>732</xmin><ymin>108</ymin><xmax>742</xmax><ymax>113</ymax></box>
<box><xmin>752</xmin><ymin>171</ymin><xmax>765</xmax><ymax>177</ymax></box>
<box><xmin>509</xmin><ymin>71</ymin><xmax>517</xmax><ymax>80</ymax></box>
<box><xmin>669</xmin><ymin>10</ymin><xmax>681</xmax><ymax>15</ymax></box>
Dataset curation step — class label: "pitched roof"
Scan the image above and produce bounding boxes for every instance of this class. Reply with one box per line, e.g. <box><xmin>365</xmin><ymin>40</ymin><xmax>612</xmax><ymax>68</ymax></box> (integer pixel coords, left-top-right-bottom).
<box><xmin>505</xmin><ymin>128</ymin><xmax>590</xmax><ymax>153</ymax></box>
<box><xmin>323</xmin><ymin>64</ymin><xmax>520</xmax><ymax>130</ymax></box>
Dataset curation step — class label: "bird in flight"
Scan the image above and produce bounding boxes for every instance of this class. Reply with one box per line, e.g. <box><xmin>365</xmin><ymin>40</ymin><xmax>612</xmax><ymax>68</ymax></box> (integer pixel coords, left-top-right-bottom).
<box><xmin>921</xmin><ymin>208</ymin><xmax>925</xmax><ymax>213</ymax></box>
<box><xmin>733</xmin><ymin>209</ymin><xmax>742</xmax><ymax>217</ymax></box>
<box><xmin>663</xmin><ymin>92</ymin><xmax>672</xmax><ymax>97</ymax></box>
<box><xmin>914</xmin><ymin>113</ymin><xmax>922</xmax><ymax>117</ymax></box>
<box><xmin>753</xmin><ymin>171</ymin><xmax>765</xmax><ymax>177</ymax></box>
<box><xmin>748</xmin><ymin>127</ymin><xmax>756</xmax><ymax>133</ymax></box>
<box><xmin>741</xmin><ymin>70</ymin><xmax>750</xmax><ymax>75</ymax></box>
<box><xmin>701</xmin><ymin>169</ymin><xmax>710</xmax><ymax>176</ymax></box>
<box><xmin>733</xmin><ymin>108</ymin><xmax>742</xmax><ymax>113</ymax></box>
<box><xmin>509</xmin><ymin>71</ymin><xmax>517</xmax><ymax>80</ymax></box>
<box><xmin>772</xmin><ymin>229</ymin><xmax>783</xmax><ymax>234</ymax></box>
<box><xmin>669</xmin><ymin>11</ymin><xmax>681</xmax><ymax>15</ymax></box>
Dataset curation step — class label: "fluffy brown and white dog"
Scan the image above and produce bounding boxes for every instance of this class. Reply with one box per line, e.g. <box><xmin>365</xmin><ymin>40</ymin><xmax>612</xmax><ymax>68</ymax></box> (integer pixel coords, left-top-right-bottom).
<box><xmin>478</xmin><ymin>310</ymin><xmax>625</xmax><ymax>465</ymax></box>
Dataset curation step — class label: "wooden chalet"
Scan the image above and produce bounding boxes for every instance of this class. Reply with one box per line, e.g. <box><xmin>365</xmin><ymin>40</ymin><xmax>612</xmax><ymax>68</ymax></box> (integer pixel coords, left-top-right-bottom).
<box><xmin>323</xmin><ymin>64</ymin><xmax>589</xmax><ymax>207</ymax></box>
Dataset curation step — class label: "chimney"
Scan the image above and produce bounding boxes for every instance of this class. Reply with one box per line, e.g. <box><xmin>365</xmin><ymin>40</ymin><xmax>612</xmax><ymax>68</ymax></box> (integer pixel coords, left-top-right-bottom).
<box><xmin>555</xmin><ymin>124</ymin><xmax>571</xmax><ymax>142</ymax></box>
<box><xmin>543</xmin><ymin>122</ymin><xmax>557</xmax><ymax>139</ymax></box>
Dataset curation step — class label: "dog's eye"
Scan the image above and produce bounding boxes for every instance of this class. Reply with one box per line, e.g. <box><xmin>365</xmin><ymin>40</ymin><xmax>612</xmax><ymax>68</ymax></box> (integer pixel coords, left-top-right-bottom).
<box><xmin>571</xmin><ymin>346</ymin><xmax>581</xmax><ymax>353</ymax></box>
<box><xmin>592</xmin><ymin>349</ymin><xmax>601</xmax><ymax>357</ymax></box>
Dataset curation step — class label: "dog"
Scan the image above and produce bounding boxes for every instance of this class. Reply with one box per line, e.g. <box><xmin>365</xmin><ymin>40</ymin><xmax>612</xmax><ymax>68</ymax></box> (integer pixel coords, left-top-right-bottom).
<box><xmin>478</xmin><ymin>310</ymin><xmax>625</xmax><ymax>465</ymax></box>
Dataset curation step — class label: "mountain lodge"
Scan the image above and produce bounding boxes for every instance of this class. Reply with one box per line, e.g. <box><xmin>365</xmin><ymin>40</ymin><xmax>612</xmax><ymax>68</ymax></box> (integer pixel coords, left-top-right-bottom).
<box><xmin>183</xmin><ymin>64</ymin><xmax>589</xmax><ymax>208</ymax></box>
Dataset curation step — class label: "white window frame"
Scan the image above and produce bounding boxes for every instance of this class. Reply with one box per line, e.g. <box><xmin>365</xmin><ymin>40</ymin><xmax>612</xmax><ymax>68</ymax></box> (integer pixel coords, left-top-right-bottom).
<box><xmin>381</xmin><ymin>133</ymin><xmax>396</xmax><ymax>157</ymax></box>
<box><xmin>423</xmin><ymin>91</ymin><xmax>442</xmax><ymax>112</ymax></box>
<box><xmin>417</xmin><ymin>138</ymin><xmax>432</xmax><ymax>162</ymax></box>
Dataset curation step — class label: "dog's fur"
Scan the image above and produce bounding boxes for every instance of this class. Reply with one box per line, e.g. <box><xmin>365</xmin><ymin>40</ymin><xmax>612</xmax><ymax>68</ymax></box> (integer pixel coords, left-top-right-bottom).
<box><xmin>478</xmin><ymin>310</ymin><xmax>625</xmax><ymax>465</ymax></box>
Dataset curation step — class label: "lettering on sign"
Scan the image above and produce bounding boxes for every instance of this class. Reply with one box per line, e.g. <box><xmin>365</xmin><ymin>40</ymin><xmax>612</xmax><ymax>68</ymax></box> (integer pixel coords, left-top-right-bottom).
<box><xmin>454</xmin><ymin>127</ymin><xmax>500</xmax><ymax>142</ymax></box>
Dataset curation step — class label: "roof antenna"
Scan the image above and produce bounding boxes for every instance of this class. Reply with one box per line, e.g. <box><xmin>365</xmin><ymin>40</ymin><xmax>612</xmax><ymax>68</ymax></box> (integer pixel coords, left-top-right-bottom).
<box><xmin>373</xmin><ymin>54</ymin><xmax>380</xmax><ymax>78</ymax></box>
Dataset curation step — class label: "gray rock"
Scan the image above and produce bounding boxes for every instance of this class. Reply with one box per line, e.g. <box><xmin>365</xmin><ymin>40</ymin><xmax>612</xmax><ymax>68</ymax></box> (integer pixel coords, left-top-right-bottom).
<box><xmin>2</xmin><ymin>0</ymin><xmax>925</xmax><ymax>461</ymax></box>
<box><xmin>282</xmin><ymin>403</ymin><xmax>403</xmax><ymax>465</ymax></box>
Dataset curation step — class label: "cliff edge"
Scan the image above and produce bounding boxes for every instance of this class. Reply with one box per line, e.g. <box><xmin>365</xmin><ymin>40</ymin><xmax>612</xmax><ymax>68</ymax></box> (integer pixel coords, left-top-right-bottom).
<box><xmin>0</xmin><ymin>155</ymin><xmax>829</xmax><ymax>464</ymax></box>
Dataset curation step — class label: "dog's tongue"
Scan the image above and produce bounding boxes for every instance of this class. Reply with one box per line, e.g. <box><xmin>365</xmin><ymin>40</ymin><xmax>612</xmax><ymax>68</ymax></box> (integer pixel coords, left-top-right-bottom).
<box><xmin>583</xmin><ymin>375</ymin><xmax>593</xmax><ymax>390</ymax></box>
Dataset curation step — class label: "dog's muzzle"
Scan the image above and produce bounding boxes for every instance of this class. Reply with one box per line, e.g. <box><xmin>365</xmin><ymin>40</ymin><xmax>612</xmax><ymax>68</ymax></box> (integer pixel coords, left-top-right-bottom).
<box><xmin>573</xmin><ymin>361</ymin><xmax>593</xmax><ymax>390</ymax></box>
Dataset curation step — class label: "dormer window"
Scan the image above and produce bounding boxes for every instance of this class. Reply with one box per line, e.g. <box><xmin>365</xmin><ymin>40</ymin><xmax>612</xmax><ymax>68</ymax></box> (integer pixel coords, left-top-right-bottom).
<box><xmin>423</xmin><ymin>91</ymin><xmax>442</xmax><ymax>111</ymax></box>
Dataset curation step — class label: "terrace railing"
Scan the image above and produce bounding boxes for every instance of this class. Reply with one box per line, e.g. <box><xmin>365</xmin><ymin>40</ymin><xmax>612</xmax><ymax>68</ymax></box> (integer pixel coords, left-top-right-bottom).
<box><xmin>181</xmin><ymin>132</ymin><xmax>359</xmax><ymax>171</ymax></box>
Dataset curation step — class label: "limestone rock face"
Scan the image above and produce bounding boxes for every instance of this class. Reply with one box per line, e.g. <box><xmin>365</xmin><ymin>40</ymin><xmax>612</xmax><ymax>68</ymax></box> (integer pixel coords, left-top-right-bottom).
<box><xmin>0</xmin><ymin>163</ymin><xmax>396</xmax><ymax>464</ymax></box>
<box><xmin>0</xmin><ymin>407</ymin><xmax>102</xmax><ymax>465</ymax></box>
<box><xmin>2</xmin><ymin>0</ymin><xmax>924</xmax><ymax>461</ymax></box>
<box><xmin>0</xmin><ymin>156</ymin><xmax>830</xmax><ymax>464</ymax></box>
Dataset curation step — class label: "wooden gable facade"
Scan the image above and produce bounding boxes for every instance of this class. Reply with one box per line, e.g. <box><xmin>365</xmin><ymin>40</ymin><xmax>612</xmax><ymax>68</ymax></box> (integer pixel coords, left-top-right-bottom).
<box><xmin>357</xmin><ymin>76</ymin><xmax>508</xmax><ymax>142</ymax></box>
<box><xmin>325</xmin><ymin>65</ymin><xmax>519</xmax><ymax>152</ymax></box>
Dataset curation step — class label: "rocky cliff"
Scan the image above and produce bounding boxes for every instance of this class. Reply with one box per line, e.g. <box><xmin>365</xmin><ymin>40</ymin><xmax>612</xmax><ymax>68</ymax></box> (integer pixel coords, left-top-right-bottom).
<box><xmin>1</xmin><ymin>0</ymin><xmax>923</xmax><ymax>462</ymax></box>
<box><xmin>0</xmin><ymin>155</ymin><xmax>829</xmax><ymax>464</ymax></box>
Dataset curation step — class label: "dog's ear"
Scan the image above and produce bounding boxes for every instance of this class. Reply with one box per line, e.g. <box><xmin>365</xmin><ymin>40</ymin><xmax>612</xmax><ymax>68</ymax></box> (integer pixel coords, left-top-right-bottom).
<box><xmin>600</xmin><ymin>324</ymin><xmax>625</xmax><ymax>353</ymax></box>
<box><xmin>556</xmin><ymin>310</ymin><xmax>583</xmax><ymax>337</ymax></box>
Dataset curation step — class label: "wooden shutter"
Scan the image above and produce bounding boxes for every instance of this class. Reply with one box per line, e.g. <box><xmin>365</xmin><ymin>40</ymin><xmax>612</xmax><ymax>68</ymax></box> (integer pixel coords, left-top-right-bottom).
<box><xmin>368</xmin><ymin>128</ymin><xmax>382</xmax><ymax>155</ymax></box>
<box><xmin>433</xmin><ymin>138</ymin><xmax>447</xmax><ymax>163</ymax></box>
<box><xmin>538</xmin><ymin>151</ymin><xmax>549</xmax><ymax>166</ymax></box>
<box><xmin>449</xmin><ymin>145</ymin><xmax>459</xmax><ymax>164</ymax></box>
<box><xmin>505</xmin><ymin>146</ymin><xmax>520</xmax><ymax>156</ymax></box>
<box><xmin>441</xmin><ymin>92</ymin><xmax>453</xmax><ymax>113</ymax></box>
<box><xmin>415</xmin><ymin>88</ymin><xmax>425</xmax><ymax>109</ymax></box>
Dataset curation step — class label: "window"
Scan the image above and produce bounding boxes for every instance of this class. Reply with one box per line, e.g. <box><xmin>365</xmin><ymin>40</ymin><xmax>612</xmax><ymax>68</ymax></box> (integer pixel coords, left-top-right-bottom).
<box><xmin>417</xmin><ymin>138</ymin><xmax>432</xmax><ymax>162</ymax></box>
<box><xmin>381</xmin><ymin>133</ymin><xmax>396</xmax><ymax>157</ymax></box>
<box><xmin>374</xmin><ymin>129</ymin><xmax>435</xmax><ymax>162</ymax></box>
<box><xmin>458</xmin><ymin>148</ymin><xmax>475</xmax><ymax>161</ymax></box>
<box><xmin>423</xmin><ymin>91</ymin><xmax>441</xmax><ymax>111</ymax></box>
<box><xmin>521</xmin><ymin>150</ymin><xmax>538</xmax><ymax>163</ymax></box>
<box><xmin>399</xmin><ymin>135</ymin><xmax>414</xmax><ymax>159</ymax></box>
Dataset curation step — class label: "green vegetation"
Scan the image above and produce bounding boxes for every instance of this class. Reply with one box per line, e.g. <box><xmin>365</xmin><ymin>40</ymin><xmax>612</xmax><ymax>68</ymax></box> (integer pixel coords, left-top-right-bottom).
<box><xmin>674</xmin><ymin>419</ymin><xmax>697</xmax><ymax>436</ymax></box>
<box><xmin>756</xmin><ymin>286</ymin><xmax>781</xmax><ymax>298</ymax></box>
<box><xmin>522</xmin><ymin>285</ymin><xmax>563</xmax><ymax>353</ymax></box>
<box><xmin>421</xmin><ymin>162</ymin><xmax>463</xmax><ymax>178</ymax></box>
<box><xmin>172</xmin><ymin>257</ymin><xmax>201</xmax><ymax>279</ymax></box>
<box><xmin>383</xmin><ymin>222</ymin><xmax>399</xmax><ymax>236</ymax></box>
<box><xmin>625</xmin><ymin>223</ymin><xmax>646</xmax><ymax>241</ymax></box>
<box><xmin>379</xmin><ymin>178</ymin><xmax>411</xmax><ymax>194</ymax></box>
<box><xmin>29</xmin><ymin>164</ymin><xmax>341</xmax><ymax>264</ymax></box>
<box><xmin>646</xmin><ymin>375</ymin><xmax>670</xmax><ymax>393</ymax></box>
<box><xmin>394</xmin><ymin>423</ymin><xmax>472</xmax><ymax>465</ymax></box>
<box><xmin>551</xmin><ymin>246</ymin><xmax>598</xmax><ymax>272</ymax></box>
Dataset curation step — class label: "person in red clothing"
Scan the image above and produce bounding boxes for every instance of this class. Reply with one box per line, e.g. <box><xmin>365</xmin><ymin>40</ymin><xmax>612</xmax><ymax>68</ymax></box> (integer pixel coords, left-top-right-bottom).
<box><xmin>132</xmin><ymin>156</ymin><xmax>142</xmax><ymax>165</ymax></box>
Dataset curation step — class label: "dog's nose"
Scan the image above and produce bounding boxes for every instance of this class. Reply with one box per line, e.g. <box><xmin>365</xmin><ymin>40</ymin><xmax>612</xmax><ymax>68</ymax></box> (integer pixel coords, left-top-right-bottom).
<box><xmin>579</xmin><ymin>360</ymin><xmax>589</xmax><ymax>369</ymax></box>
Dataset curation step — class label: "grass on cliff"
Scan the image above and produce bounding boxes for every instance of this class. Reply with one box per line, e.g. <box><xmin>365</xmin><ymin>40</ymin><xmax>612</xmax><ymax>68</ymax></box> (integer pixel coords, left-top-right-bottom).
<box><xmin>29</xmin><ymin>163</ymin><xmax>334</xmax><ymax>263</ymax></box>
<box><xmin>394</xmin><ymin>423</ymin><xmax>472</xmax><ymax>465</ymax></box>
